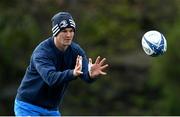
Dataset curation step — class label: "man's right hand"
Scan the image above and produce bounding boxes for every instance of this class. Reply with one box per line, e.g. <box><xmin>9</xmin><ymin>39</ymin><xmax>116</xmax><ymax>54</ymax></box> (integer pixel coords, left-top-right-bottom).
<box><xmin>73</xmin><ymin>55</ymin><xmax>83</xmax><ymax>77</ymax></box>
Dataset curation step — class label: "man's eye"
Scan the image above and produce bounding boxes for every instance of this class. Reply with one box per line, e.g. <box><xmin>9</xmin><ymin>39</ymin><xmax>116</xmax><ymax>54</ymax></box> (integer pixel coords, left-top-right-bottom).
<box><xmin>62</xmin><ymin>30</ymin><xmax>67</xmax><ymax>32</ymax></box>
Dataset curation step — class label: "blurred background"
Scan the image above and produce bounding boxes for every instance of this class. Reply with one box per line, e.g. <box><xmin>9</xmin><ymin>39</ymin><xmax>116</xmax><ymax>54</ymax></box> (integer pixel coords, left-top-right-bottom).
<box><xmin>0</xmin><ymin>0</ymin><xmax>180</xmax><ymax>116</ymax></box>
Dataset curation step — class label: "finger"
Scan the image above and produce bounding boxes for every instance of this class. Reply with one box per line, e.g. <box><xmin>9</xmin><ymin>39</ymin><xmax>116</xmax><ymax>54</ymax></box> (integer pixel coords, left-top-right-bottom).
<box><xmin>77</xmin><ymin>71</ymin><xmax>83</xmax><ymax>74</ymax></box>
<box><xmin>99</xmin><ymin>58</ymin><xmax>106</xmax><ymax>65</ymax></box>
<box><xmin>95</xmin><ymin>56</ymin><xmax>101</xmax><ymax>64</ymax></box>
<box><xmin>100</xmin><ymin>71</ymin><xmax>107</xmax><ymax>75</ymax></box>
<box><xmin>100</xmin><ymin>64</ymin><xmax>109</xmax><ymax>70</ymax></box>
<box><xmin>79</xmin><ymin>56</ymin><xmax>82</xmax><ymax>60</ymax></box>
<box><xmin>76</xmin><ymin>63</ymin><xmax>82</xmax><ymax>70</ymax></box>
<box><xmin>75</xmin><ymin>55</ymin><xmax>79</xmax><ymax>67</ymax></box>
<box><xmin>77</xmin><ymin>55</ymin><xmax>82</xmax><ymax>65</ymax></box>
<box><xmin>79</xmin><ymin>56</ymin><xmax>82</xmax><ymax>66</ymax></box>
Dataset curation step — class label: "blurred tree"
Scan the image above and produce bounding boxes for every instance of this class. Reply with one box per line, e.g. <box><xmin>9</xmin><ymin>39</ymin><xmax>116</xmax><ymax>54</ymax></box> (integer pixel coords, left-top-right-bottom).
<box><xmin>149</xmin><ymin>17</ymin><xmax>180</xmax><ymax>115</ymax></box>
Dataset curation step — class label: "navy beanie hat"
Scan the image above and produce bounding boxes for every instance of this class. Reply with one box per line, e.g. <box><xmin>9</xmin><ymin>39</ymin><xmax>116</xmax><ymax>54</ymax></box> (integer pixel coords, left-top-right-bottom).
<box><xmin>51</xmin><ymin>12</ymin><xmax>76</xmax><ymax>37</ymax></box>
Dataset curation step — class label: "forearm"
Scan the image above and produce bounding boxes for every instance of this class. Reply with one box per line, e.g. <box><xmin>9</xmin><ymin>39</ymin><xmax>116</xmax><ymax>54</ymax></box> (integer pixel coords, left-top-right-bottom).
<box><xmin>34</xmin><ymin>55</ymin><xmax>76</xmax><ymax>86</ymax></box>
<box><xmin>42</xmin><ymin>69</ymin><xmax>76</xmax><ymax>86</ymax></box>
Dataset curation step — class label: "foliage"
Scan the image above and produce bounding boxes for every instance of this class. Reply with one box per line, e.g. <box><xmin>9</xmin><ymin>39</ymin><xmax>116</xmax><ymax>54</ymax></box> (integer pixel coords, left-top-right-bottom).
<box><xmin>149</xmin><ymin>17</ymin><xmax>180</xmax><ymax>115</ymax></box>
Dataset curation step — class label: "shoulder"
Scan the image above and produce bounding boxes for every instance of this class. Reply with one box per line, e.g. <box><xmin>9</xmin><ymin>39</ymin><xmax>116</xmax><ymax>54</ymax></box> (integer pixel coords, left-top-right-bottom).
<box><xmin>35</xmin><ymin>37</ymin><xmax>52</xmax><ymax>51</ymax></box>
<box><xmin>33</xmin><ymin>37</ymin><xmax>54</xmax><ymax>57</ymax></box>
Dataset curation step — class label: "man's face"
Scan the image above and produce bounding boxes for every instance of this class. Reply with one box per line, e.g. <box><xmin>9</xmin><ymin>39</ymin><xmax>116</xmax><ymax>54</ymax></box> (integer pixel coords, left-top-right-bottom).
<box><xmin>56</xmin><ymin>28</ymin><xmax>74</xmax><ymax>46</ymax></box>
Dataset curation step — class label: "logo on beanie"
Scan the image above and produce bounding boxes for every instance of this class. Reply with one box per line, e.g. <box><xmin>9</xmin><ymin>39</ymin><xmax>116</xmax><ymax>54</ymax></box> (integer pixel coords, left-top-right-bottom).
<box><xmin>69</xmin><ymin>19</ymin><xmax>76</xmax><ymax>28</ymax></box>
<box><xmin>59</xmin><ymin>19</ymin><xmax>76</xmax><ymax>29</ymax></box>
<box><xmin>60</xmin><ymin>20</ymin><xmax>68</xmax><ymax>28</ymax></box>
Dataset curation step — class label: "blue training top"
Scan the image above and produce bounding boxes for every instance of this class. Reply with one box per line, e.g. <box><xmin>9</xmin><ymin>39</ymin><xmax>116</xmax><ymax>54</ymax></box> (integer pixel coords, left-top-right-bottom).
<box><xmin>16</xmin><ymin>37</ymin><xmax>94</xmax><ymax>110</ymax></box>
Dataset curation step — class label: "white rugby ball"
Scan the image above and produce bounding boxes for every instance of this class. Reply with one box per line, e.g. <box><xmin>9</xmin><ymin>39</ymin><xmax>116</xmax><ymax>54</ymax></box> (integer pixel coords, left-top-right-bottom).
<box><xmin>141</xmin><ymin>30</ymin><xmax>167</xmax><ymax>57</ymax></box>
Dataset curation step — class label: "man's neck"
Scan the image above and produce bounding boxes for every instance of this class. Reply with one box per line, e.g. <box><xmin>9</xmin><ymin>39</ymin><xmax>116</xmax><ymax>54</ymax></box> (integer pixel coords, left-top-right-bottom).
<box><xmin>54</xmin><ymin>37</ymin><xmax>68</xmax><ymax>52</ymax></box>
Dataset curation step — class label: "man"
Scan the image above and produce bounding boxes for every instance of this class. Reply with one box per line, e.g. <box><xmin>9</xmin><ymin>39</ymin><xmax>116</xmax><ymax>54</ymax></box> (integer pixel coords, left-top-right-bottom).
<box><xmin>14</xmin><ymin>12</ymin><xmax>108</xmax><ymax>116</ymax></box>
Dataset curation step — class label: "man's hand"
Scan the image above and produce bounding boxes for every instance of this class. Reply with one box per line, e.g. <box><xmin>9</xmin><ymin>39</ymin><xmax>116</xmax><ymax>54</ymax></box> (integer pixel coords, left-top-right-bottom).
<box><xmin>89</xmin><ymin>56</ymin><xmax>108</xmax><ymax>78</ymax></box>
<box><xmin>73</xmin><ymin>55</ymin><xmax>83</xmax><ymax>77</ymax></box>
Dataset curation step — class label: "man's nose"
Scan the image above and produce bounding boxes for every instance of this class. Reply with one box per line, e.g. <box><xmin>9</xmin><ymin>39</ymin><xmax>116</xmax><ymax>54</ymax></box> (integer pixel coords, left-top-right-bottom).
<box><xmin>66</xmin><ymin>32</ymin><xmax>71</xmax><ymax>36</ymax></box>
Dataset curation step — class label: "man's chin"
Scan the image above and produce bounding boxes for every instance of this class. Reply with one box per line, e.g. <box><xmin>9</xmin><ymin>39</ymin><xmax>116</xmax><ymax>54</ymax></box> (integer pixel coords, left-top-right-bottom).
<box><xmin>64</xmin><ymin>42</ymin><xmax>72</xmax><ymax>46</ymax></box>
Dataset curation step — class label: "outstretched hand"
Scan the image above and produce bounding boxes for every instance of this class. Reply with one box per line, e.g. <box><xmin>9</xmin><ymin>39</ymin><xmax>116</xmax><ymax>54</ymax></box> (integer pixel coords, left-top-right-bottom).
<box><xmin>73</xmin><ymin>55</ymin><xmax>83</xmax><ymax>77</ymax></box>
<box><xmin>88</xmin><ymin>56</ymin><xmax>108</xmax><ymax>78</ymax></box>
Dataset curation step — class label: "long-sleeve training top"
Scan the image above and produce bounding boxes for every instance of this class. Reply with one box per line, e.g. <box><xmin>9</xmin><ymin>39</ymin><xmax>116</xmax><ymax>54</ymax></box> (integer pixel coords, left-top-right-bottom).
<box><xmin>16</xmin><ymin>37</ymin><xmax>94</xmax><ymax>110</ymax></box>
